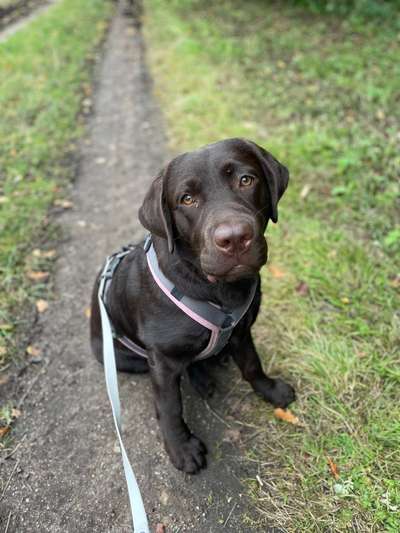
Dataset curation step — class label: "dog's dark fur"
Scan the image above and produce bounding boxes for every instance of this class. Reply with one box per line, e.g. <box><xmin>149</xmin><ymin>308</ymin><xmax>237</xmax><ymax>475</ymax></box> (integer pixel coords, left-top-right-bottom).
<box><xmin>90</xmin><ymin>138</ymin><xmax>295</xmax><ymax>473</ymax></box>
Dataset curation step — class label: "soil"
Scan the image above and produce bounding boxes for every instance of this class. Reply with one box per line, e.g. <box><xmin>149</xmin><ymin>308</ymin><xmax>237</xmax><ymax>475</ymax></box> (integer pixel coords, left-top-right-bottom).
<box><xmin>0</xmin><ymin>0</ymin><xmax>52</xmax><ymax>34</ymax></box>
<box><xmin>0</xmin><ymin>2</ymin><xmax>265</xmax><ymax>532</ymax></box>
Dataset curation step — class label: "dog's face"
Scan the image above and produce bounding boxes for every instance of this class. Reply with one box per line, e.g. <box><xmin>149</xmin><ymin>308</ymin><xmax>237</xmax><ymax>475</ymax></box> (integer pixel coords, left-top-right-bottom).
<box><xmin>139</xmin><ymin>138</ymin><xmax>289</xmax><ymax>282</ymax></box>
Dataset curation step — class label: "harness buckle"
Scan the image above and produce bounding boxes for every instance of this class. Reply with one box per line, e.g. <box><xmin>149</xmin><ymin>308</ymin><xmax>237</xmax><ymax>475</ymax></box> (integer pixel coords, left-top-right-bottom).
<box><xmin>221</xmin><ymin>313</ymin><xmax>234</xmax><ymax>329</ymax></box>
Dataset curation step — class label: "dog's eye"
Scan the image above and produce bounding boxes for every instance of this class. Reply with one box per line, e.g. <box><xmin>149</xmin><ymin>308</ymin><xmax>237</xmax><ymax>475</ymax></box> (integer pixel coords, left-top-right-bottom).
<box><xmin>181</xmin><ymin>193</ymin><xmax>195</xmax><ymax>206</ymax></box>
<box><xmin>239</xmin><ymin>175</ymin><xmax>254</xmax><ymax>187</ymax></box>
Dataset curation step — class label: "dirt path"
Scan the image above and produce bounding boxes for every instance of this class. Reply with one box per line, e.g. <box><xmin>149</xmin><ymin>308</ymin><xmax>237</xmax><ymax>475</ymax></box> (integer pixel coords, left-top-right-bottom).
<box><xmin>1</xmin><ymin>4</ymin><xmax>261</xmax><ymax>532</ymax></box>
<box><xmin>0</xmin><ymin>0</ymin><xmax>57</xmax><ymax>43</ymax></box>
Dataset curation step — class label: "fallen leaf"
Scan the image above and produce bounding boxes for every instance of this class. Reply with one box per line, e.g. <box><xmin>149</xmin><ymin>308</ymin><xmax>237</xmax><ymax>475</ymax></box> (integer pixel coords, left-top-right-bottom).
<box><xmin>0</xmin><ymin>324</ymin><xmax>13</xmax><ymax>331</ymax></box>
<box><xmin>54</xmin><ymin>199</ymin><xmax>73</xmax><ymax>209</ymax></box>
<box><xmin>0</xmin><ymin>346</ymin><xmax>6</xmax><ymax>356</ymax></box>
<box><xmin>389</xmin><ymin>274</ymin><xmax>400</xmax><ymax>289</ymax></box>
<box><xmin>27</xmin><ymin>270</ymin><xmax>49</xmax><ymax>282</ymax></box>
<box><xmin>36</xmin><ymin>299</ymin><xmax>49</xmax><ymax>313</ymax></box>
<box><xmin>274</xmin><ymin>408</ymin><xmax>300</xmax><ymax>425</ymax></box>
<box><xmin>26</xmin><ymin>345</ymin><xmax>41</xmax><ymax>358</ymax></box>
<box><xmin>84</xmin><ymin>307</ymin><xmax>91</xmax><ymax>319</ymax></box>
<box><xmin>0</xmin><ymin>374</ymin><xmax>10</xmax><ymax>386</ymax></box>
<box><xmin>268</xmin><ymin>265</ymin><xmax>286</xmax><ymax>279</ymax></box>
<box><xmin>83</xmin><ymin>83</ymin><xmax>92</xmax><ymax>96</ymax></box>
<box><xmin>0</xmin><ymin>426</ymin><xmax>10</xmax><ymax>438</ymax></box>
<box><xmin>327</xmin><ymin>456</ymin><xmax>340</xmax><ymax>480</ymax></box>
<box><xmin>32</xmin><ymin>249</ymin><xmax>56</xmax><ymax>259</ymax></box>
<box><xmin>155</xmin><ymin>524</ymin><xmax>166</xmax><ymax>533</ymax></box>
<box><xmin>296</xmin><ymin>281</ymin><xmax>309</xmax><ymax>296</ymax></box>
<box><xmin>300</xmin><ymin>184</ymin><xmax>312</xmax><ymax>199</ymax></box>
<box><xmin>11</xmin><ymin>408</ymin><xmax>22</xmax><ymax>419</ymax></box>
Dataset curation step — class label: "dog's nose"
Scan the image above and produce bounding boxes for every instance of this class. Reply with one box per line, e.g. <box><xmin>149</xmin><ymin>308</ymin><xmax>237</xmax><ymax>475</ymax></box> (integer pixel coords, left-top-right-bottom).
<box><xmin>214</xmin><ymin>221</ymin><xmax>254</xmax><ymax>256</ymax></box>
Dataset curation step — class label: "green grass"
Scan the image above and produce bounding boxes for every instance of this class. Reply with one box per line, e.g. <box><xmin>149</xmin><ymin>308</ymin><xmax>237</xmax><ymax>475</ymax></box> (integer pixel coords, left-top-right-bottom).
<box><xmin>0</xmin><ymin>0</ymin><xmax>113</xmax><ymax>368</ymax></box>
<box><xmin>143</xmin><ymin>1</ymin><xmax>400</xmax><ymax>530</ymax></box>
<box><xmin>289</xmin><ymin>0</ymin><xmax>400</xmax><ymax>19</ymax></box>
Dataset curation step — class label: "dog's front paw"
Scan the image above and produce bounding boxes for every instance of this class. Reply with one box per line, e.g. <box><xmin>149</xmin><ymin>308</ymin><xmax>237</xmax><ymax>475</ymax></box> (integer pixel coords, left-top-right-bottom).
<box><xmin>263</xmin><ymin>378</ymin><xmax>295</xmax><ymax>408</ymax></box>
<box><xmin>167</xmin><ymin>434</ymin><xmax>207</xmax><ymax>474</ymax></box>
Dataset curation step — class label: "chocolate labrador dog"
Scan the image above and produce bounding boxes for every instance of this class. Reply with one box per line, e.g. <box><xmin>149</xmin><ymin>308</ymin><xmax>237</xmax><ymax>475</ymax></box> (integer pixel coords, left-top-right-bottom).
<box><xmin>90</xmin><ymin>138</ymin><xmax>295</xmax><ymax>473</ymax></box>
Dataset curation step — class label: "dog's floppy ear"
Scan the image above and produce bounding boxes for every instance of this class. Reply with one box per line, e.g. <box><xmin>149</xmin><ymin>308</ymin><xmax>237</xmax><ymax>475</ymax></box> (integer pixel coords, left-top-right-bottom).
<box><xmin>139</xmin><ymin>168</ymin><xmax>174</xmax><ymax>253</ymax></box>
<box><xmin>247</xmin><ymin>141</ymin><xmax>289</xmax><ymax>223</ymax></box>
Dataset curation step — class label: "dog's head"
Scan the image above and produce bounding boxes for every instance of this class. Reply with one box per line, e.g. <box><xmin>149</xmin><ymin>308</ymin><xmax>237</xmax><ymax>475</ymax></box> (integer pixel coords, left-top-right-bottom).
<box><xmin>139</xmin><ymin>138</ymin><xmax>289</xmax><ymax>283</ymax></box>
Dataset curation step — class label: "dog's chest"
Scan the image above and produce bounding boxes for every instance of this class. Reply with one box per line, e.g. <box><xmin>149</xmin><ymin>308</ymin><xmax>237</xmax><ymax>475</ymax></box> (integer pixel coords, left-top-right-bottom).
<box><xmin>142</xmin><ymin>307</ymin><xmax>211</xmax><ymax>358</ymax></box>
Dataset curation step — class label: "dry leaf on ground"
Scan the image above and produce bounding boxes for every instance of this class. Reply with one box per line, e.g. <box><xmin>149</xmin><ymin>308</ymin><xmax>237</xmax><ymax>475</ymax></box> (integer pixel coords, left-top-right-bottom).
<box><xmin>11</xmin><ymin>408</ymin><xmax>22</xmax><ymax>419</ymax></box>
<box><xmin>389</xmin><ymin>274</ymin><xmax>400</xmax><ymax>289</ymax></box>
<box><xmin>0</xmin><ymin>374</ymin><xmax>9</xmax><ymax>386</ymax></box>
<box><xmin>300</xmin><ymin>183</ymin><xmax>312</xmax><ymax>199</ymax></box>
<box><xmin>27</xmin><ymin>270</ymin><xmax>49</xmax><ymax>282</ymax></box>
<box><xmin>327</xmin><ymin>456</ymin><xmax>340</xmax><ymax>480</ymax></box>
<box><xmin>268</xmin><ymin>265</ymin><xmax>286</xmax><ymax>278</ymax></box>
<box><xmin>54</xmin><ymin>199</ymin><xmax>74</xmax><ymax>209</ymax></box>
<box><xmin>0</xmin><ymin>426</ymin><xmax>10</xmax><ymax>438</ymax></box>
<box><xmin>296</xmin><ymin>281</ymin><xmax>309</xmax><ymax>296</ymax></box>
<box><xmin>32</xmin><ymin>249</ymin><xmax>56</xmax><ymax>259</ymax></box>
<box><xmin>26</xmin><ymin>345</ymin><xmax>41</xmax><ymax>357</ymax></box>
<box><xmin>274</xmin><ymin>407</ymin><xmax>300</xmax><ymax>425</ymax></box>
<box><xmin>36</xmin><ymin>299</ymin><xmax>49</xmax><ymax>313</ymax></box>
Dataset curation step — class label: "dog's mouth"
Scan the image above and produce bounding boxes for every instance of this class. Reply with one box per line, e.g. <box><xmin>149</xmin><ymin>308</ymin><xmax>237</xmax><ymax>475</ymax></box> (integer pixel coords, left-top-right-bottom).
<box><xmin>204</xmin><ymin>263</ymin><xmax>259</xmax><ymax>283</ymax></box>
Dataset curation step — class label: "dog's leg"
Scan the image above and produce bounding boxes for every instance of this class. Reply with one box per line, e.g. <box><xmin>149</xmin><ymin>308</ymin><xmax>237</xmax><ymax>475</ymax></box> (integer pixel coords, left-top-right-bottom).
<box><xmin>231</xmin><ymin>332</ymin><xmax>295</xmax><ymax>408</ymax></box>
<box><xmin>149</xmin><ymin>354</ymin><xmax>207</xmax><ymax>473</ymax></box>
<box><xmin>187</xmin><ymin>360</ymin><xmax>216</xmax><ymax>398</ymax></box>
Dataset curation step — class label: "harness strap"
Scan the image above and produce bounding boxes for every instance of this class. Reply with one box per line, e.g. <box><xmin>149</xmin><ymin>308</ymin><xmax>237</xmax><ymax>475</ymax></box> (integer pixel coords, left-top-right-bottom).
<box><xmin>103</xmin><ymin>238</ymin><xmax>257</xmax><ymax>360</ymax></box>
<box><xmin>98</xmin><ymin>270</ymin><xmax>149</xmax><ymax>533</ymax></box>
<box><xmin>145</xmin><ymin>238</ymin><xmax>257</xmax><ymax>359</ymax></box>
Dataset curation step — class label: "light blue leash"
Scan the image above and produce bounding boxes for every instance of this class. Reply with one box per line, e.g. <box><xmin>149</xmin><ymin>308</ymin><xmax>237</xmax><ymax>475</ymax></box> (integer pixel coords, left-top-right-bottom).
<box><xmin>98</xmin><ymin>257</ymin><xmax>150</xmax><ymax>533</ymax></box>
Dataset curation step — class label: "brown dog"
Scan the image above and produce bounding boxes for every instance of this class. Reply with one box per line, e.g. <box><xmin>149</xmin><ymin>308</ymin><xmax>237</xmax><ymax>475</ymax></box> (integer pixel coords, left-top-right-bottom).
<box><xmin>90</xmin><ymin>138</ymin><xmax>295</xmax><ymax>473</ymax></box>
